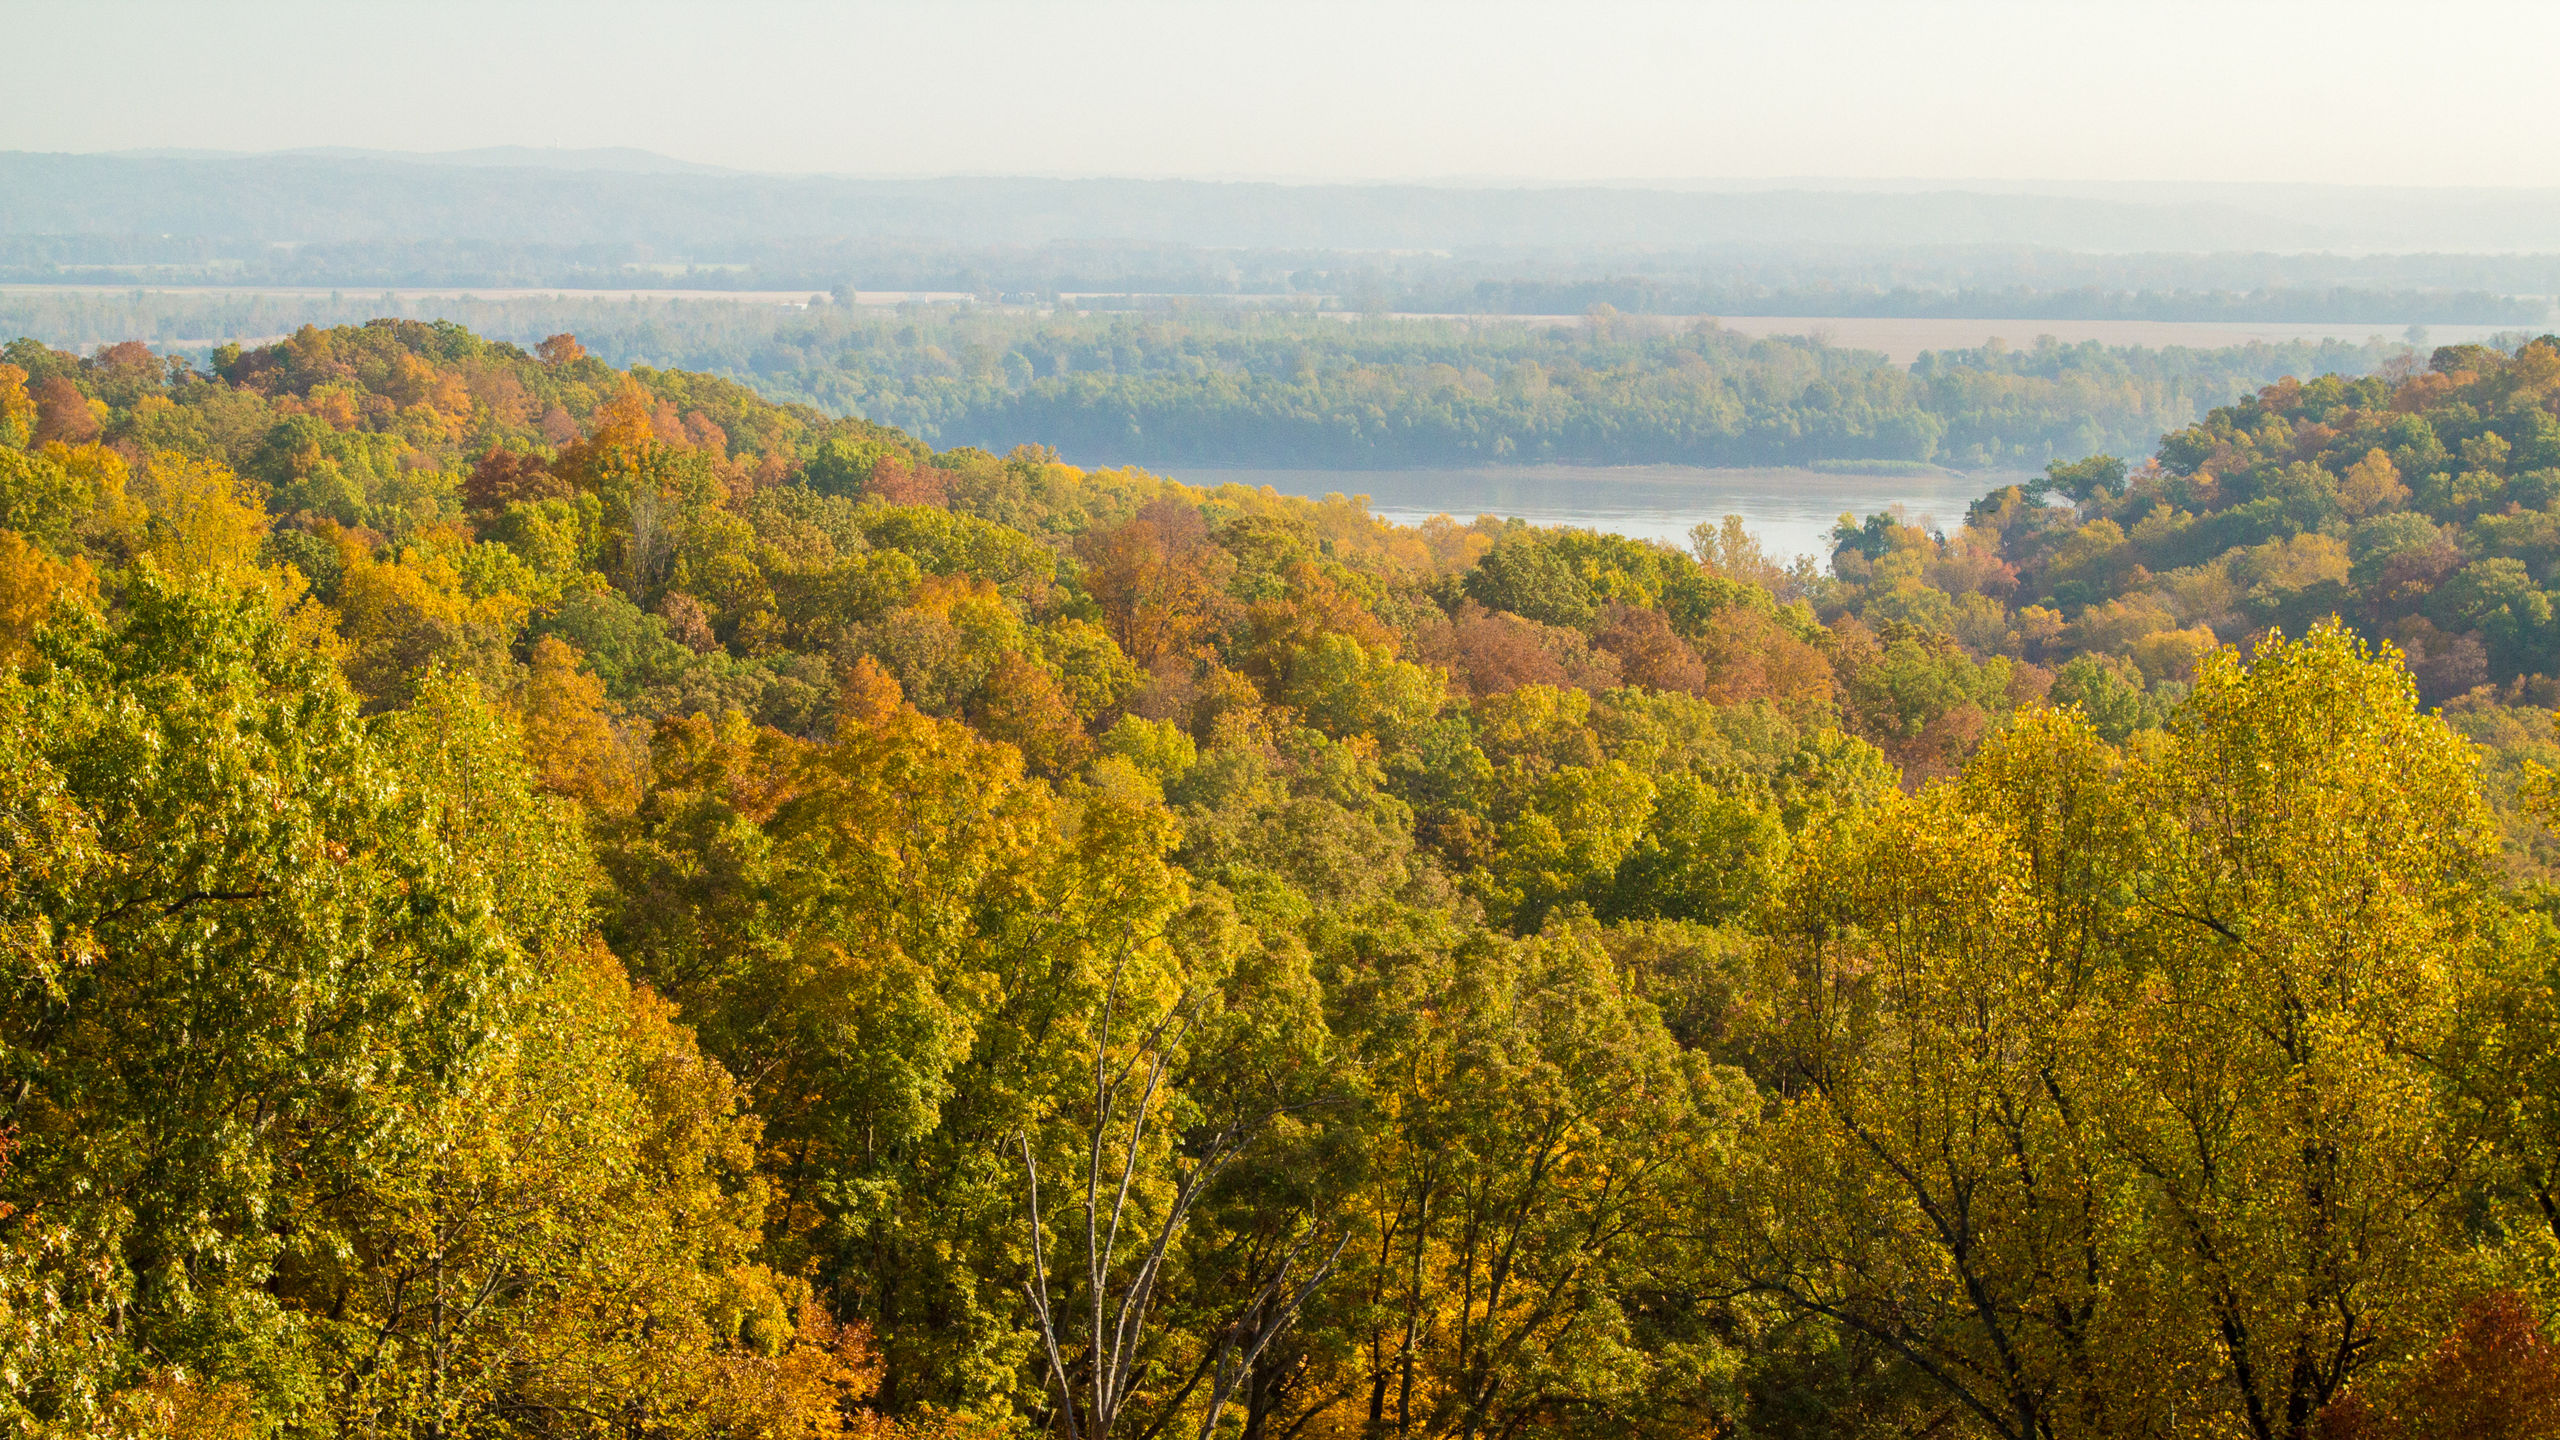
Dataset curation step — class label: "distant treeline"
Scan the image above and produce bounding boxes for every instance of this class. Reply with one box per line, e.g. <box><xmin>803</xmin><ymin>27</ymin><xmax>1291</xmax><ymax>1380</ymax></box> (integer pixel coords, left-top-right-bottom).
<box><xmin>528</xmin><ymin>304</ymin><xmax>2417</xmax><ymax>470</ymax></box>
<box><xmin>6</xmin><ymin>228</ymin><xmax>2558</xmax><ymax>325</ymax></box>
<box><xmin>1421</xmin><ymin>279</ymin><xmax>2544</xmax><ymax>324</ymax></box>
<box><xmin>810</xmin><ymin>314</ymin><xmax>2410</xmax><ymax>470</ymax></box>
<box><xmin>0</xmin><ymin>289</ymin><xmax>2425</xmax><ymax>469</ymax></box>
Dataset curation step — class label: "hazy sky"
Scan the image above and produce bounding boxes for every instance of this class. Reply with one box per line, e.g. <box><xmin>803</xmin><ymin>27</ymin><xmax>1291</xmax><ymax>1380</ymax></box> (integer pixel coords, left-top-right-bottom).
<box><xmin>11</xmin><ymin>0</ymin><xmax>2559</xmax><ymax>186</ymax></box>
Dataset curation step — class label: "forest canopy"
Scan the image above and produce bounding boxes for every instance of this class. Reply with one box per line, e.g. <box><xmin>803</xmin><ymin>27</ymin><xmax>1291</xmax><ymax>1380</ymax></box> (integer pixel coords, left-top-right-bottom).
<box><xmin>0</xmin><ymin>319</ymin><xmax>2557</xmax><ymax>1439</ymax></box>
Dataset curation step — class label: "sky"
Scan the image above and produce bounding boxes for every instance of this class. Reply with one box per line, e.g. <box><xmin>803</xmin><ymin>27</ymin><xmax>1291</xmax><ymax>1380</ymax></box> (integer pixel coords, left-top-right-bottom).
<box><xmin>9</xmin><ymin>0</ymin><xmax>2560</xmax><ymax>187</ymax></box>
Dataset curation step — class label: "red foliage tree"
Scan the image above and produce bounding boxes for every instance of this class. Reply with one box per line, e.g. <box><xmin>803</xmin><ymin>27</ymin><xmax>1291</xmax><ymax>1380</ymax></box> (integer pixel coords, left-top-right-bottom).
<box><xmin>31</xmin><ymin>375</ymin><xmax>99</xmax><ymax>447</ymax></box>
<box><xmin>2393</xmin><ymin>1291</ymin><xmax>2560</xmax><ymax>1440</ymax></box>
<box><xmin>1593</xmin><ymin>601</ymin><xmax>1709</xmax><ymax>694</ymax></box>
<box><xmin>1440</xmin><ymin>602</ymin><xmax>1618</xmax><ymax>698</ymax></box>
<box><xmin>865</xmin><ymin>454</ymin><xmax>951</xmax><ymax>507</ymax></box>
<box><xmin>2319</xmin><ymin>1292</ymin><xmax>2560</xmax><ymax>1440</ymax></box>
<box><xmin>1077</xmin><ymin>500</ymin><xmax>1232</xmax><ymax>669</ymax></box>
<box><xmin>1692</xmin><ymin>606</ymin><xmax>1834</xmax><ymax>718</ymax></box>
<box><xmin>463</xmin><ymin>446</ymin><xmax>567</xmax><ymax>512</ymax></box>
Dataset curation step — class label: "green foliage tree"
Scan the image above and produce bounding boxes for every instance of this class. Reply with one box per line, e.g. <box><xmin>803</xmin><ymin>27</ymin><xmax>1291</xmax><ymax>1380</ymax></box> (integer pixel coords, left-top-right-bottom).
<box><xmin>0</xmin><ymin>573</ymin><xmax>578</xmax><ymax>1423</ymax></box>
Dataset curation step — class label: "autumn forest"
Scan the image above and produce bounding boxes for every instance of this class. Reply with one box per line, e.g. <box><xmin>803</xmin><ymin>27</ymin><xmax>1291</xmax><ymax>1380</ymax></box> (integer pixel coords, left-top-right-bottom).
<box><xmin>2</xmin><ymin>317</ymin><xmax>2559</xmax><ymax>1440</ymax></box>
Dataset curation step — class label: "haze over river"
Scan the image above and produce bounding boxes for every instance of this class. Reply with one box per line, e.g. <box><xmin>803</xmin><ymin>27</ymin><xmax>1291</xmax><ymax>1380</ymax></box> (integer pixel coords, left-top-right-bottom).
<box><xmin>1168</xmin><ymin>464</ymin><xmax>2025</xmax><ymax>562</ymax></box>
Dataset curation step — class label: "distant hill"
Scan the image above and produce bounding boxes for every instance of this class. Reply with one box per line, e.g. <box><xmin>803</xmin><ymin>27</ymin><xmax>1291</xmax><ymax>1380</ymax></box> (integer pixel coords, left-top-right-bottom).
<box><xmin>106</xmin><ymin>145</ymin><xmax>736</xmax><ymax>175</ymax></box>
<box><xmin>9</xmin><ymin>151</ymin><xmax>2557</xmax><ymax>324</ymax></box>
<box><xmin>0</xmin><ymin>150</ymin><xmax>2342</xmax><ymax>251</ymax></box>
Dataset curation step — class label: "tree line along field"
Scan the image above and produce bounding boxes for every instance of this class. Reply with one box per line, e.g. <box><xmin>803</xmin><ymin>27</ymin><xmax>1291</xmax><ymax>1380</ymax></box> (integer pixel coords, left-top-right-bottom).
<box><xmin>0</xmin><ymin>289</ymin><xmax>2436</xmax><ymax>471</ymax></box>
<box><xmin>0</xmin><ymin>319</ymin><xmax>2557</xmax><ymax>1438</ymax></box>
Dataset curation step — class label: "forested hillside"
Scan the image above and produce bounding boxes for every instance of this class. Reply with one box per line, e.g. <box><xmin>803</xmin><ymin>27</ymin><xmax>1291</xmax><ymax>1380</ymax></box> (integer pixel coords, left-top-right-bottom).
<box><xmin>1866</xmin><ymin>338</ymin><xmax>2560</xmax><ymax>874</ymax></box>
<box><xmin>2</xmin><ymin>320</ymin><xmax>2558</xmax><ymax>1439</ymax></box>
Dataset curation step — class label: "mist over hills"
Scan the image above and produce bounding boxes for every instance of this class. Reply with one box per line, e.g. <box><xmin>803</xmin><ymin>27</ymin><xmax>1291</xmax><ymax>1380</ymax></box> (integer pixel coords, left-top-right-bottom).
<box><xmin>5</xmin><ymin>150</ymin><xmax>2557</xmax><ymax>326</ymax></box>
<box><xmin>1</xmin><ymin>149</ymin><xmax>2330</xmax><ymax>250</ymax></box>
<box><xmin>107</xmin><ymin>145</ymin><xmax>742</xmax><ymax>176</ymax></box>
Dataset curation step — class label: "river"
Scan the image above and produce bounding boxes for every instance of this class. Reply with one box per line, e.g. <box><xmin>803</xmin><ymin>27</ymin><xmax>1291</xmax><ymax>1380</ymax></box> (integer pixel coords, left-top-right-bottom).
<box><xmin>1164</xmin><ymin>463</ymin><xmax>2028</xmax><ymax>562</ymax></box>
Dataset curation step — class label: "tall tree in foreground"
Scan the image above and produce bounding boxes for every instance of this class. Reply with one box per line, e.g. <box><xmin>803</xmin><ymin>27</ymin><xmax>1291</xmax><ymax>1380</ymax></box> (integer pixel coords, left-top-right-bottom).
<box><xmin>1724</xmin><ymin>625</ymin><xmax>2503</xmax><ymax>1440</ymax></box>
<box><xmin>0</xmin><ymin>569</ymin><xmax>543</xmax><ymax>1424</ymax></box>
<box><xmin>0</xmin><ymin>573</ymin><xmax>885</xmax><ymax>1435</ymax></box>
<box><xmin>1728</xmin><ymin>708</ymin><xmax>2139</xmax><ymax>1440</ymax></box>
<box><xmin>2099</xmin><ymin>625</ymin><xmax>2494</xmax><ymax>1440</ymax></box>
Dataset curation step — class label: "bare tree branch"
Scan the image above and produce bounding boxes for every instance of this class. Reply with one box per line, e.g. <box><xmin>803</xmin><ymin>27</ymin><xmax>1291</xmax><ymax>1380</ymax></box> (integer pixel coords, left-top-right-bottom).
<box><xmin>1017</xmin><ymin>968</ymin><xmax>1338</xmax><ymax>1440</ymax></box>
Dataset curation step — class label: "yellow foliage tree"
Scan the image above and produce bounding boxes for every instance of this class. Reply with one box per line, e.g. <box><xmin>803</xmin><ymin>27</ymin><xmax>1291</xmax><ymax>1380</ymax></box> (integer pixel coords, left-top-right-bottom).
<box><xmin>2098</xmin><ymin>624</ymin><xmax>2494</xmax><ymax>1437</ymax></box>
<box><xmin>332</xmin><ymin>534</ymin><xmax>528</xmax><ymax>708</ymax></box>
<box><xmin>2127</xmin><ymin>623</ymin><xmax>2216</xmax><ymax>687</ymax></box>
<box><xmin>133</xmin><ymin>449</ymin><xmax>268</xmax><ymax>579</ymax></box>
<box><xmin>514</xmin><ymin>633</ymin><xmax>637</xmax><ymax>812</ymax></box>
<box><xmin>0</xmin><ymin>364</ymin><xmax>34</xmax><ymax>450</ymax></box>
<box><xmin>2337</xmin><ymin>449</ymin><xmax>2411</xmax><ymax>518</ymax></box>
<box><xmin>0</xmin><ymin>529</ymin><xmax>97</xmax><ymax>664</ymax></box>
<box><xmin>1728</xmin><ymin>625</ymin><xmax>2501</xmax><ymax>1439</ymax></box>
